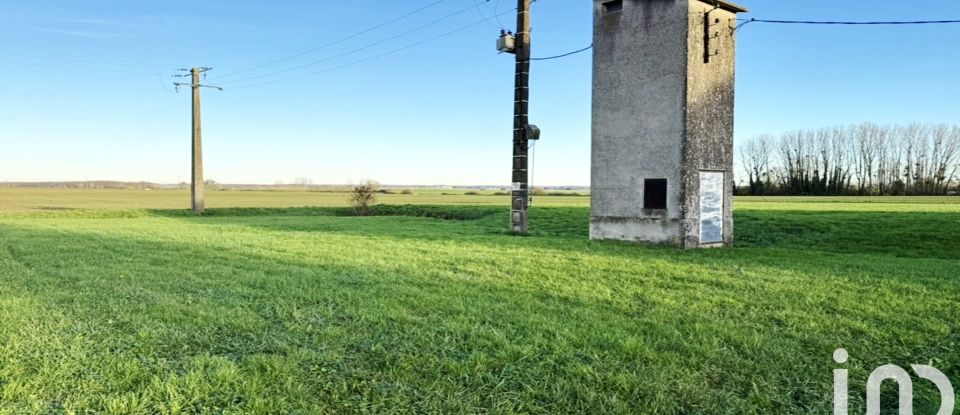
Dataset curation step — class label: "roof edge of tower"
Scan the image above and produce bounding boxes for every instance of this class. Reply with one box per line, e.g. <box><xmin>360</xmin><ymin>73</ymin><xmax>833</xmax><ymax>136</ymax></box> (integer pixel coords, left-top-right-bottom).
<box><xmin>696</xmin><ymin>0</ymin><xmax>748</xmax><ymax>14</ymax></box>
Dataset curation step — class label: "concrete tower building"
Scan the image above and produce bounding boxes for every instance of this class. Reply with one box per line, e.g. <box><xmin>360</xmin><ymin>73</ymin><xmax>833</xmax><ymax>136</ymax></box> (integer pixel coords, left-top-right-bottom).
<box><xmin>590</xmin><ymin>0</ymin><xmax>747</xmax><ymax>248</ymax></box>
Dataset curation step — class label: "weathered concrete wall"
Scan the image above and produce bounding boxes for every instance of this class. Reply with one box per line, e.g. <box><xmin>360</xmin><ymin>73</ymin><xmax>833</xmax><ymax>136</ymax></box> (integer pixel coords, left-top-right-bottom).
<box><xmin>591</xmin><ymin>0</ymin><xmax>742</xmax><ymax>248</ymax></box>
<box><xmin>682</xmin><ymin>1</ymin><xmax>738</xmax><ymax>247</ymax></box>
<box><xmin>590</xmin><ymin>0</ymin><xmax>689</xmax><ymax>245</ymax></box>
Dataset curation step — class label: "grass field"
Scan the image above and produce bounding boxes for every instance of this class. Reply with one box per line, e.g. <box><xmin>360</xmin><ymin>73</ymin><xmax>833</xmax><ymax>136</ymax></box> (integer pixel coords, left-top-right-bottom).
<box><xmin>0</xmin><ymin>188</ymin><xmax>587</xmax><ymax>212</ymax></box>
<box><xmin>0</xmin><ymin>189</ymin><xmax>957</xmax><ymax>413</ymax></box>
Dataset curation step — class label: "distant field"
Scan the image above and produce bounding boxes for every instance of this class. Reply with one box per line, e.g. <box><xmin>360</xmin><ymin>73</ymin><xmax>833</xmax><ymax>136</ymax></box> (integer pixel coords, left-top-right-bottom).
<box><xmin>0</xmin><ymin>188</ymin><xmax>588</xmax><ymax>211</ymax></box>
<box><xmin>3</xmin><ymin>188</ymin><xmax>958</xmax><ymax>212</ymax></box>
<box><xmin>0</xmin><ymin>189</ymin><xmax>957</xmax><ymax>413</ymax></box>
<box><xmin>735</xmin><ymin>195</ymin><xmax>960</xmax><ymax>212</ymax></box>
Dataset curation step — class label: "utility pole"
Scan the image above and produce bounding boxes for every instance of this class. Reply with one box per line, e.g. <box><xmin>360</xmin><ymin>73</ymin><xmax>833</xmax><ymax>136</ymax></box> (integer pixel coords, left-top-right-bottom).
<box><xmin>510</xmin><ymin>0</ymin><xmax>532</xmax><ymax>234</ymax></box>
<box><xmin>174</xmin><ymin>67</ymin><xmax>221</xmax><ymax>214</ymax></box>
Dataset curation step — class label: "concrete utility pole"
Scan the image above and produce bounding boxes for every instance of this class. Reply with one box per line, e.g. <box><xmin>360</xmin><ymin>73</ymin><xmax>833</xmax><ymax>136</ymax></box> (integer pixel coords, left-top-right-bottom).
<box><xmin>190</xmin><ymin>68</ymin><xmax>204</xmax><ymax>213</ymax></box>
<box><xmin>174</xmin><ymin>67</ymin><xmax>221</xmax><ymax>214</ymax></box>
<box><xmin>510</xmin><ymin>0</ymin><xmax>532</xmax><ymax>234</ymax></box>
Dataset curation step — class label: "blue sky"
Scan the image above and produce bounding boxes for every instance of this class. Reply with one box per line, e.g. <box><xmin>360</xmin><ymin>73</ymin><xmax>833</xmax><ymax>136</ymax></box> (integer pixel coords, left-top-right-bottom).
<box><xmin>1</xmin><ymin>0</ymin><xmax>957</xmax><ymax>186</ymax></box>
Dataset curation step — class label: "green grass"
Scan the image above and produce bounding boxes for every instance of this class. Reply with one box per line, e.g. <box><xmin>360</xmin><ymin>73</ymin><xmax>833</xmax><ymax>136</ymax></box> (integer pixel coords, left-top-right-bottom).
<box><xmin>0</xmin><ymin>188</ymin><xmax>588</xmax><ymax>212</ymax></box>
<box><xmin>0</xmin><ymin>190</ymin><xmax>957</xmax><ymax>413</ymax></box>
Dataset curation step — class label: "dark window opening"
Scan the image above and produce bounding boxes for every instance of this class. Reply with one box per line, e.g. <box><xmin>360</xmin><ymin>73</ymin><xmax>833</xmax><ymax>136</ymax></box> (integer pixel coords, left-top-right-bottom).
<box><xmin>602</xmin><ymin>0</ymin><xmax>623</xmax><ymax>13</ymax></box>
<box><xmin>644</xmin><ymin>179</ymin><xmax>668</xmax><ymax>210</ymax></box>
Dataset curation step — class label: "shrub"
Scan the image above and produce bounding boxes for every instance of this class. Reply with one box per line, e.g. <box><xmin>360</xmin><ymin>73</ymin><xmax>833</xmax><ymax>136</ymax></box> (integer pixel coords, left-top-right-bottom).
<box><xmin>464</xmin><ymin>191</ymin><xmax>481</xmax><ymax>196</ymax></box>
<box><xmin>531</xmin><ymin>187</ymin><xmax>546</xmax><ymax>196</ymax></box>
<box><xmin>349</xmin><ymin>180</ymin><xmax>380</xmax><ymax>216</ymax></box>
<box><xmin>400</xmin><ymin>189</ymin><xmax>413</xmax><ymax>195</ymax></box>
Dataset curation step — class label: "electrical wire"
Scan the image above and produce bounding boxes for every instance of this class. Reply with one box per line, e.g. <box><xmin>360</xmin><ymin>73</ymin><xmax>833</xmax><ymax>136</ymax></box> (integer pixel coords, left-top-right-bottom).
<box><xmin>736</xmin><ymin>17</ymin><xmax>960</xmax><ymax>32</ymax></box>
<box><xmin>229</xmin><ymin>8</ymin><xmax>517</xmax><ymax>90</ymax></box>
<box><xmin>212</xmin><ymin>0</ymin><xmax>452</xmax><ymax>80</ymax></box>
<box><xmin>530</xmin><ymin>44</ymin><xmax>592</xmax><ymax>61</ymax></box>
<box><xmin>0</xmin><ymin>49</ymin><xmax>177</xmax><ymax>69</ymax></box>
<box><xmin>528</xmin><ymin>139</ymin><xmax>536</xmax><ymax>206</ymax></box>
<box><xmin>0</xmin><ymin>60</ymin><xmax>163</xmax><ymax>76</ymax></box>
<box><xmin>474</xmin><ymin>0</ymin><xmax>501</xmax><ymax>29</ymax></box>
<box><xmin>157</xmin><ymin>74</ymin><xmax>178</xmax><ymax>94</ymax></box>
<box><xmin>734</xmin><ymin>19</ymin><xmax>754</xmax><ymax>32</ymax></box>
<box><xmin>217</xmin><ymin>3</ymin><xmax>479</xmax><ymax>86</ymax></box>
<box><xmin>493</xmin><ymin>0</ymin><xmax>506</xmax><ymax>29</ymax></box>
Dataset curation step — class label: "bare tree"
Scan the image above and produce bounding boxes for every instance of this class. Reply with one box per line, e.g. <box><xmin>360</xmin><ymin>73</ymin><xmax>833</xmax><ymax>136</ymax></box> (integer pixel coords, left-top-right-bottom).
<box><xmin>886</xmin><ymin>125</ymin><xmax>907</xmax><ymax>195</ymax></box>
<box><xmin>902</xmin><ymin>124</ymin><xmax>926</xmax><ymax>194</ymax></box>
<box><xmin>293</xmin><ymin>177</ymin><xmax>314</xmax><ymax>188</ymax></box>
<box><xmin>737</xmin><ymin>122</ymin><xmax>960</xmax><ymax>196</ymax></box>
<box><xmin>947</xmin><ymin>126</ymin><xmax>960</xmax><ymax>192</ymax></box>
<box><xmin>873</xmin><ymin>125</ymin><xmax>890</xmax><ymax>195</ymax></box>
<box><xmin>740</xmin><ymin>134</ymin><xmax>772</xmax><ymax>195</ymax></box>
<box><xmin>853</xmin><ymin>123</ymin><xmax>883</xmax><ymax>195</ymax></box>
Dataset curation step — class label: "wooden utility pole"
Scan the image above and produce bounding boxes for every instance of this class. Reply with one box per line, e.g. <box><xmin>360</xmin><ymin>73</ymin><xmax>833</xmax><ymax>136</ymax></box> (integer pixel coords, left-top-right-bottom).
<box><xmin>174</xmin><ymin>67</ymin><xmax>221</xmax><ymax>214</ymax></box>
<box><xmin>510</xmin><ymin>0</ymin><xmax>532</xmax><ymax>234</ymax></box>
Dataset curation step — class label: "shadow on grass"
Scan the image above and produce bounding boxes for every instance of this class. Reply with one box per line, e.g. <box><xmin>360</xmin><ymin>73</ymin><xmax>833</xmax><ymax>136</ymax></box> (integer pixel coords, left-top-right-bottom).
<box><xmin>146</xmin><ymin>204</ymin><xmax>960</xmax><ymax>261</ymax></box>
<box><xmin>0</xmin><ymin>222</ymin><xmax>956</xmax><ymax>413</ymax></box>
<box><xmin>735</xmin><ymin>209</ymin><xmax>960</xmax><ymax>260</ymax></box>
<box><xmin>147</xmin><ymin>205</ymin><xmax>502</xmax><ymax>221</ymax></box>
<box><xmin>0</xmin><ymin>205</ymin><xmax>502</xmax><ymax>223</ymax></box>
<box><xmin>144</xmin><ymin>205</ymin><xmax>588</xmax><ymax>241</ymax></box>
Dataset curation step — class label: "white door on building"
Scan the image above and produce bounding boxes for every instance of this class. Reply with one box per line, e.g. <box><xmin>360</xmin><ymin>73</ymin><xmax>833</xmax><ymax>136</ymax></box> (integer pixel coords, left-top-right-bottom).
<box><xmin>699</xmin><ymin>171</ymin><xmax>724</xmax><ymax>244</ymax></box>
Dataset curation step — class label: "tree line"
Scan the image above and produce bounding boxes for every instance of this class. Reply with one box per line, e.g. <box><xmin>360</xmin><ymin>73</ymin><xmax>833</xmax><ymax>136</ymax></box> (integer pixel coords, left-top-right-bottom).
<box><xmin>738</xmin><ymin>123</ymin><xmax>960</xmax><ymax>196</ymax></box>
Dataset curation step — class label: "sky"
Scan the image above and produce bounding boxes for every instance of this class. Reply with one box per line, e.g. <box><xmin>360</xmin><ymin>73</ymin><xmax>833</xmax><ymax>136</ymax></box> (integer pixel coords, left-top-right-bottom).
<box><xmin>0</xmin><ymin>0</ymin><xmax>958</xmax><ymax>186</ymax></box>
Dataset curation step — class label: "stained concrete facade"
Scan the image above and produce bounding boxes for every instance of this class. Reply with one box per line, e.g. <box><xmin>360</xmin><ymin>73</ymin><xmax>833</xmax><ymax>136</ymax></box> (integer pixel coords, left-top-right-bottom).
<box><xmin>590</xmin><ymin>0</ymin><xmax>746</xmax><ymax>248</ymax></box>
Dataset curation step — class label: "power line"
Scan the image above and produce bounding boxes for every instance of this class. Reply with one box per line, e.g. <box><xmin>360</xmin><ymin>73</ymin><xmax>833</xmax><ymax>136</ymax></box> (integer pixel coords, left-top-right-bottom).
<box><xmin>158</xmin><ymin>74</ymin><xmax>178</xmax><ymax>94</ymax></box>
<box><xmin>531</xmin><ymin>44</ymin><xmax>592</xmax><ymax>61</ymax></box>
<box><xmin>0</xmin><ymin>49</ymin><xmax>177</xmax><ymax>69</ymax></box>
<box><xmin>736</xmin><ymin>17</ymin><xmax>960</xmax><ymax>31</ymax></box>
<box><xmin>213</xmin><ymin>0</ymin><xmax>452</xmax><ymax>80</ymax></box>
<box><xmin>493</xmin><ymin>0</ymin><xmax>506</xmax><ymax>29</ymax></box>
<box><xmin>737</xmin><ymin>18</ymin><xmax>960</xmax><ymax>25</ymax></box>
<box><xmin>217</xmin><ymin>3</ymin><xmax>479</xmax><ymax>86</ymax></box>
<box><xmin>528</xmin><ymin>139</ymin><xmax>536</xmax><ymax>205</ymax></box>
<box><xmin>474</xmin><ymin>0</ymin><xmax>501</xmax><ymax>29</ymax></box>
<box><xmin>229</xmin><ymin>9</ymin><xmax>517</xmax><ymax>90</ymax></box>
<box><xmin>0</xmin><ymin>60</ymin><xmax>163</xmax><ymax>76</ymax></box>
